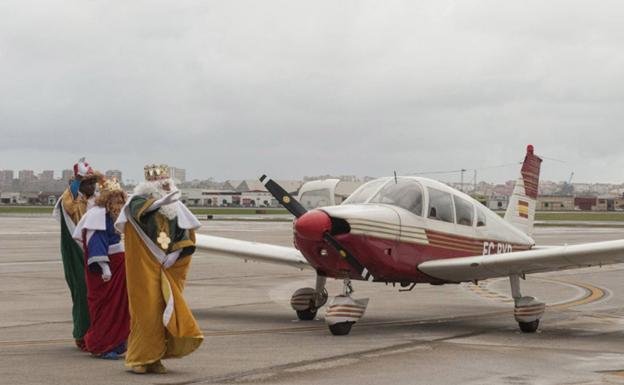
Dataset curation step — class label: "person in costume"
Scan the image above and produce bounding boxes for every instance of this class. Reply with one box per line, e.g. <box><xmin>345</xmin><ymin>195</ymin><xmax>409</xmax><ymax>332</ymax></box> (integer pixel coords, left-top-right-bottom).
<box><xmin>72</xmin><ymin>177</ymin><xmax>130</xmax><ymax>359</ymax></box>
<box><xmin>115</xmin><ymin>164</ymin><xmax>203</xmax><ymax>374</ymax></box>
<box><xmin>53</xmin><ymin>158</ymin><xmax>100</xmax><ymax>350</ymax></box>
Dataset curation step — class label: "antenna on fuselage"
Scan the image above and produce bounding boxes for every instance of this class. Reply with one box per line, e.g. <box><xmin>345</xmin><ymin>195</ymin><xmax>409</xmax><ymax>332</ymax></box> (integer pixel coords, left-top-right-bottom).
<box><xmin>393</xmin><ymin>171</ymin><xmax>398</xmax><ymax>184</ymax></box>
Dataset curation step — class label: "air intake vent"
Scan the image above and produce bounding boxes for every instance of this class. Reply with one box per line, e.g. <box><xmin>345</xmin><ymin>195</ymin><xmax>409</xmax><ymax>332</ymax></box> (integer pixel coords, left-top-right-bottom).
<box><xmin>330</xmin><ymin>217</ymin><xmax>351</xmax><ymax>235</ymax></box>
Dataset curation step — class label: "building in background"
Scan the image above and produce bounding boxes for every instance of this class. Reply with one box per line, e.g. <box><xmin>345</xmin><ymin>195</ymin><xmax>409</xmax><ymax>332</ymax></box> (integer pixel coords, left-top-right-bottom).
<box><xmin>168</xmin><ymin>167</ymin><xmax>186</xmax><ymax>183</ymax></box>
<box><xmin>574</xmin><ymin>197</ymin><xmax>597</xmax><ymax>211</ymax></box>
<box><xmin>487</xmin><ymin>195</ymin><xmax>509</xmax><ymax>211</ymax></box>
<box><xmin>105</xmin><ymin>170</ymin><xmax>123</xmax><ymax>182</ymax></box>
<box><xmin>0</xmin><ymin>170</ymin><xmax>14</xmax><ymax>184</ymax></box>
<box><xmin>39</xmin><ymin>170</ymin><xmax>54</xmax><ymax>181</ymax></box>
<box><xmin>235</xmin><ymin>179</ymin><xmax>302</xmax><ymax>194</ymax></box>
<box><xmin>61</xmin><ymin>169</ymin><xmax>73</xmax><ymax>181</ymax></box>
<box><xmin>18</xmin><ymin>170</ymin><xmax>36</xmax><ymax>182</ymax></box>
<box><xmin>537</xmin><ymin>196</ymin><xmax>575</xmax><ymax>211</ymax></box>
<box><xmin>0</xmin><ymin>192</ymin><xmax>21</xmax><ymax>204</ymax></box>
<box><xmin>182</xmin><ymin>189</ymin><xmax>239</xmax><ymax>207</ymax></box>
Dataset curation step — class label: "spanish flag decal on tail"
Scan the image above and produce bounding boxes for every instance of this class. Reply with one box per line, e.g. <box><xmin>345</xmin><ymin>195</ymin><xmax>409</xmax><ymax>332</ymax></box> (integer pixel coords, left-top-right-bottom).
<box><xmin>518</xmin><ymin>200</ymin><xmax>529</xmax><ymax>219</ymax></box>
<box><xmin>504</xmin><ymin>145</ymin><xmax>543</xmax><ymax>237</ymax></box>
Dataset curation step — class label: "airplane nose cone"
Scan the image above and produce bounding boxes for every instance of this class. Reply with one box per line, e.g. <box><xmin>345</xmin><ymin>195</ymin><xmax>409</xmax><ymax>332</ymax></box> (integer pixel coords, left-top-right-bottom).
<box><xmin>295</xmin><ymin>210</ymin><xmax>331</xmax><ymax>241</ymax></box>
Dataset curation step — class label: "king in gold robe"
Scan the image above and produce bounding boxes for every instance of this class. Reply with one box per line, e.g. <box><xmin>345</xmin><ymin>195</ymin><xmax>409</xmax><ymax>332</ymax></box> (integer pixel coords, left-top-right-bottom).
<box><xmin>115</xmin><ymin>166</ymin><xmax>203</xmax><ymax>374</ymax></box>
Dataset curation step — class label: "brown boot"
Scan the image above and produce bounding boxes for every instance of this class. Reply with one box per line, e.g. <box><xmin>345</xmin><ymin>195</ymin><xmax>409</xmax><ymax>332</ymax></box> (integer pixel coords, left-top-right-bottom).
<box><xmin>147</xmin><ymin>360</ymin><xmax>167</xmax><ymax>374</ymax></box>
<box><xmin>74</xmin><ymin>339</ymin><xmax>86</xmax><ymax>351</ymax></box>
<box><xmin>131</xmin><ymin>365</ymin><xmax>148</xmax><ymax>374</ymax></box>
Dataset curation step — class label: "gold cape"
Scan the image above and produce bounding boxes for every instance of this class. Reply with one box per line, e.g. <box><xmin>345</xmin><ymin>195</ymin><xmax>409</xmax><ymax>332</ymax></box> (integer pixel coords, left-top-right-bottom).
<box><xmin>124</xmin><ymin>223</ymin><xmax>203</xmax><ymax>367</ymax></box>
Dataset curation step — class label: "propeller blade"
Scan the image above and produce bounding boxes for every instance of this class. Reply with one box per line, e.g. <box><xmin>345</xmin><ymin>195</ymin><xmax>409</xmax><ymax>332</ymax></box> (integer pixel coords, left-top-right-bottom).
<box><xmin>261</xmin><ymin>178</ymin><xmax>371</xmax><ymax>280</ymax></box>
<box><xmin>322</xmin><ymin>233</ymin><xmax>373</xmax><ymax>281</ymax></box>
<box><xmin>259</xmin><ymin>175</ymin><xmax>307</xmax><ymax>218</ymax></box>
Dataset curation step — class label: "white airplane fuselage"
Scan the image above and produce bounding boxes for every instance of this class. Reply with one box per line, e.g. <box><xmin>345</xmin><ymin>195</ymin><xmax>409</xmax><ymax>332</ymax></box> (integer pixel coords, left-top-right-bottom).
<box><xmin>294</xmin><ymin>177</ymin><xmax>534</xmax><ymax>284</ymax></box>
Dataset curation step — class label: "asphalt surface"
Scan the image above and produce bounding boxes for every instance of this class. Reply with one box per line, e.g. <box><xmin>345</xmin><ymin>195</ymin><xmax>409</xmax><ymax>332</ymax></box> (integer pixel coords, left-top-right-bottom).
<box><xmin>2</xmin><ymin>217</ymin><xmax>624</xmax><ymax>384</ymax></box>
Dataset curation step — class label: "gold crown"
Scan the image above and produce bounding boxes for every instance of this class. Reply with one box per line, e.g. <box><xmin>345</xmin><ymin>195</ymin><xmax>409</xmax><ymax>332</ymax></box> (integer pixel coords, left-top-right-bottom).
<box><xmin>100</xmin><ymin>177</ymin><xmax>123</xmax><ymax>192</ymax></box>
<box><xmin>144</xmin><ymin>164</ymin><xmax>169</xmax><ymax>181</ymax></box>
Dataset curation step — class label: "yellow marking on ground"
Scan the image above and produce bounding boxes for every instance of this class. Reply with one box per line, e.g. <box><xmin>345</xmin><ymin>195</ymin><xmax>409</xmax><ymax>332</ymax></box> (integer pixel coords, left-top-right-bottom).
<box><xmin>465</xmin><ymin>280</ymin><xmax>513</xmax><ymax>303</ymax></box>
<box><xmin>546</xmin><ymin>278</ymin><xmax>605</xmax><ymax>310</ymax></box>
<box><xmin>466</xmin><ymin>277</ymin><xmax>606</xmax><ymax>309</ymax></box>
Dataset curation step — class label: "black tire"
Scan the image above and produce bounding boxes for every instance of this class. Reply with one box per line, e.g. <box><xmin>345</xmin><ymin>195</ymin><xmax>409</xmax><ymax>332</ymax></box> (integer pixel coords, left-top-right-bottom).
<box><xmin>296</xmin><ymin>309</ymin><xmax>318</xmax><ymax>321</ymax></box>
<box><xmin>329</xmin><ymin>322</ymin><xmax>354</xmax><ymax>336</ymax></box>
<box><xmin>518</xmin><ymin>319</ymin><xmax>539</xmax><ymax>333</ymax></box>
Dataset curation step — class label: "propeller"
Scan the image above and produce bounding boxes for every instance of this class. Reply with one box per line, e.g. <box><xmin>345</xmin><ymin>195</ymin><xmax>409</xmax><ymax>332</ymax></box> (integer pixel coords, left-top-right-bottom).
<box><xmin>260</xmin><ymin>174</ymin><xmax>373</xmax><ymax>281</ymax></box>
<box><xmin>260</xmin><ymin>174</ymin><xmax>307</xmax><ymax>218</ymax></box>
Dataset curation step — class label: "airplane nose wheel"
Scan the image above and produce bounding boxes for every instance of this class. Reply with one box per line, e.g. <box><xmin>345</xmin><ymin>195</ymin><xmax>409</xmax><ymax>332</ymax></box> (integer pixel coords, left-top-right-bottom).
<box><xmin>329</xmin><ymin>321</ymin><xmax>355</xmax><ymax>336</ymax></box>
<box><xmin>518</xmin><ymin>319</ymin><xmax>540</xmax><ymax>333</ymax></box>
<box><xmin>325</xmin><ymin>279</ymin><xmax>369</xmax><ymax>336</ymax></box>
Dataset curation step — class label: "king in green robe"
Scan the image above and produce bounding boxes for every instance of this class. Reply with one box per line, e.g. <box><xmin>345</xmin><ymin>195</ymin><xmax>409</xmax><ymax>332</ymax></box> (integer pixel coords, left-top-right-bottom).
<box><xmin>53</xmin><ymin>160</ymin><xmax>99</xmax><ymax>349</ymax></box>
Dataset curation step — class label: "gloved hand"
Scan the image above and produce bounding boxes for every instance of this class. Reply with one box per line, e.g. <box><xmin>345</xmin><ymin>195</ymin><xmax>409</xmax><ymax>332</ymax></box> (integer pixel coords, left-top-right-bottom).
<box><xmin>70</xmin><ymin>179</ymin><xmax>81</xmax><ymax>199</ymax></box>
<box><xmin>146</xmin><ymin>190</ymin><xmax>181</xmax><ymax>213</ymax></box>
<box><xmin>98</xmin><ymin>262</ymin><xmax>112</xmax><ymax>282</ymax></box>
<box><xmin>162</xmin><ymin>249</ymin><xmax>182</xmax><ymax>269</ymax></box>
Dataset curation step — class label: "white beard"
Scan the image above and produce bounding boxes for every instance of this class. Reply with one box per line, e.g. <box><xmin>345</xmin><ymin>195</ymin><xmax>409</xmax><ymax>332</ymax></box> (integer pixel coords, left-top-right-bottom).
<box><xmin>158</xmin><ymin>202</ymin><xmax>178</xmax><ymax>220</ymax></box>
<box><xmin>134</xmin><ymin>179</ymin><xmax>179</xmax><ymax>220</ymax></box>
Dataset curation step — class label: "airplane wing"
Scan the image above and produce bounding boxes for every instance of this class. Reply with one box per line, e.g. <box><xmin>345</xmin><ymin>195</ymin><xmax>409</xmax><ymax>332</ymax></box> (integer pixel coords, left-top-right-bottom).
<box><xmin>194</xmin><ymin>234</ymin><xmax>312</xmax><ymax>270</ymax></box>
<box><xmin>418</xmin><ymin>239</ymin><xmax>624</xmax><ymax>283</ymax></box>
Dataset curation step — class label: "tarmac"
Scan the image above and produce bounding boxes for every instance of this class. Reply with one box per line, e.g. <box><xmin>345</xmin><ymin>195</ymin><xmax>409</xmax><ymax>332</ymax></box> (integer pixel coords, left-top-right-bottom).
<box><xmin>2</xmin><ymin>217</ymin><xmax>624</xmax><ymax>384</ymax></box>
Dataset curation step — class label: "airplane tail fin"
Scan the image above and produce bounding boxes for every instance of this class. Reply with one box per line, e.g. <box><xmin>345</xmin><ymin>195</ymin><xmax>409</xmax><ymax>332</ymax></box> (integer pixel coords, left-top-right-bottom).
<box><xmin>504</xmin><ymin>145</ymin><xmax>543</xmax><ymax>237</ymax></box>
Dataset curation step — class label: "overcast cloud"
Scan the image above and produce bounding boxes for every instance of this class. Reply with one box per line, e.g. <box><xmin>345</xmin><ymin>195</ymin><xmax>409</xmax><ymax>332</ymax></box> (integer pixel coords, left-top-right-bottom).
<box><xmin>1</xmin><ymin>0</ymin><xmax>623</xmax><ymax>184</ymax></box>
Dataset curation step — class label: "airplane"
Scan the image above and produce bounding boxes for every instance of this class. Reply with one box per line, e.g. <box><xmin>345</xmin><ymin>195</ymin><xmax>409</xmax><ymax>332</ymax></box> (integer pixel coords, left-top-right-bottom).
<box><xmin>194</xmin><ymin>145</ymin><xmax>624</xmax><ymax>336</ymax></box>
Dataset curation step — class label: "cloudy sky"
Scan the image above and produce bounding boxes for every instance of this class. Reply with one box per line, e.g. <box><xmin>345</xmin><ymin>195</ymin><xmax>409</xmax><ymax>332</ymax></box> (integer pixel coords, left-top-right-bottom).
<box><xmin>1</xmin><ymin>1</ymin><xmax>623</xmax><ymax>184</ymax></box>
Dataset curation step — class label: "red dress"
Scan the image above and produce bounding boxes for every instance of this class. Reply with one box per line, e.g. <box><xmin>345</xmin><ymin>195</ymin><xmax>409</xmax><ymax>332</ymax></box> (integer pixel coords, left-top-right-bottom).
<box><xmin>81</xmin><ymin>213</ymin><xmax>130</xmax><ymax>355</ymax></box>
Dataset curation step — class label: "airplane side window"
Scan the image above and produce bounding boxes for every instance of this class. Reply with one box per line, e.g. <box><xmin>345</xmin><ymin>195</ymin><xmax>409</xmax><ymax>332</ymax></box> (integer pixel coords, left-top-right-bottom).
<box><xmin>370</xmin><ymin>179</ymin><xmax>423</xmax><ymax>216</ymax></box>
<box><xmin>453</xmin><ymin>195</ymin><xmax>474</xmax><ymax>226</ymax></box>
<box><xmin>476</xmin><ymin>207</ymin><xmax>487</xmax><ymax>227</ymax></box>
<box><xmin>427</xmin><ymin>188</ymin><xmax>454</xmax><ymax>223</ymax></box>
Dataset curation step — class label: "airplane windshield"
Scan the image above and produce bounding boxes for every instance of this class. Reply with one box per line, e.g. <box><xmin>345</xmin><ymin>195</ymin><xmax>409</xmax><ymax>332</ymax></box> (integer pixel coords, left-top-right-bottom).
<box><xmin>369</xmin><ymin>179</ymin><xmax>423</xmax><ymax>216</ymax></box>
<box><xmin>342</xmin><ymin>179</ymin><xmax>387</xmax><ymax>205</ymax></box>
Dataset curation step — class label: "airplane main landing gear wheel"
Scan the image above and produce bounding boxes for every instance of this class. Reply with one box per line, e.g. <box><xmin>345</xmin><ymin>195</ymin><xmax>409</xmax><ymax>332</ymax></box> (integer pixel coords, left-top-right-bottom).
<box><xmin>296</xmin><ymin>309</ymin><xmax>318</xmax><ymax>321</ymax></box>
<box><xmin>329</xmin><ymin>321</ymin><xmax>354</xmax><ymax>336</ymax></box>
<box><xmin>518</xmin><ymin>319</ymin><xmax>539</xmax><ymax>333</ymax></box>
<box><xmin>509</xmin><ymin>274</ymin><xmax>545</xmax><ymax>335</ymax></box>
<box><xmin>290</xmin><ymin>276</ymin><xmax>328</xmax><ymax>322</ymax></box>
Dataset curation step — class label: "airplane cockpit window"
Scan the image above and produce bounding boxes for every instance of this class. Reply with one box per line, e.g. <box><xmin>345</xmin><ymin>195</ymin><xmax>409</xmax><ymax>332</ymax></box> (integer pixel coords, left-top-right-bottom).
<box><xmin>427</xmin><ymin>188</ymin><xmax>454</xmax><ymax>223</ymax></box>
<box><xmin>369</xmin><ymin>178</ymin><xmax>423</xmax><ymax>216</ymax></box>
<box><xmin>453</xmin><ymin>195</ymin><xmax>474</xmax><ymax>226</ymax></box>
<box><xmin>342</xmin><ymin>179</ymin><xmax>387</xmax><ymax>205</ymax></box>
<box><xmin>476</xmin><ymin>206</ymin><xmax>487</xmax><ymax>227</ymax></box>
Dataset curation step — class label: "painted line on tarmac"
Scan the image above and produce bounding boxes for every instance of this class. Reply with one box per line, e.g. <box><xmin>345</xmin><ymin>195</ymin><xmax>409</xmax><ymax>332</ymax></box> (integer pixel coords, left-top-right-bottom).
<box><xmin>464</xmin><ymin>277</ymin><xmax>606</xmax><ymax>309</ymax></box>
<box><xmin>547</xmin><ymin>278</ymin><xmax>606</xmax><ymax>309</ymax></box>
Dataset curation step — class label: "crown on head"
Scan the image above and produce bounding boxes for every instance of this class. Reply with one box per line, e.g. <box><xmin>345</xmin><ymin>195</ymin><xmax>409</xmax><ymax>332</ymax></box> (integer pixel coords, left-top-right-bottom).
<box><xmin>100</xmin><ymin>176</ymin><xmax>122</xmax><ymax>192</ymax></box>
<box><xmin>144</xmin><ymin>164</ymin><xmax>169</xmax><ymax>181</ymax></box>
<box><xmin>73</xmin><ymin>157</ymin><xmax>94</xmax><ymax>178</ymax></box>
